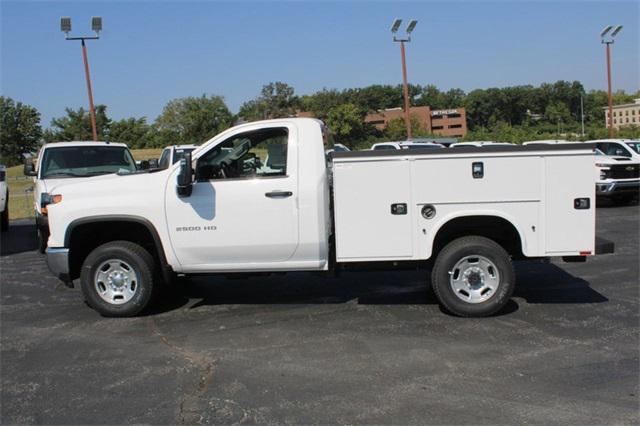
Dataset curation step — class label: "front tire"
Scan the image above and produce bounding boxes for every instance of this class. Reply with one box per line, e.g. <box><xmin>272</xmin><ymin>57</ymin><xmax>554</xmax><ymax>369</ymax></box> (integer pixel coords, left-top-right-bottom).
<box><xmin>37</xmin><ymin>226</ymin><xmax>48</xmax><ymax>253</ymax></box>
<box><xmin>431</xmin><ymin>236</ymin><xmax>515</xmax><ymax>317</ymax></box>
<box><xmin>0</xmin><ymin>200</ymin><xmax>8</xmax><ymax>232</ymax></box>
<box><xmin>80</xmin><ymin>241</ymin><xmax>157</xmax><ymax>317</ymax></box>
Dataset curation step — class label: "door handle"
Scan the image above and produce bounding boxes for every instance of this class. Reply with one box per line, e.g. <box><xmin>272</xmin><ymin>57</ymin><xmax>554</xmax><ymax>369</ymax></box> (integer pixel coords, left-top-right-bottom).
<box><xmin>265</xmin><ymin>191</ymin><xmax>293</xmax><ymax>198</ymax></box>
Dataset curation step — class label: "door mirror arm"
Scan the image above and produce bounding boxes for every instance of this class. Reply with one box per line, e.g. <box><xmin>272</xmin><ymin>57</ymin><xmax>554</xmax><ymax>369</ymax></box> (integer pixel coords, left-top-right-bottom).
<box><xmin>176</xmin><ymin>153</ymin><xmax>193</xmax><ymax>197</ymax></box>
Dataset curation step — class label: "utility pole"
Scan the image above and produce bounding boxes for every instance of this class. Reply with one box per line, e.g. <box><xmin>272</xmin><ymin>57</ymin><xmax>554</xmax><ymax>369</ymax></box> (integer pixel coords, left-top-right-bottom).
<box><xmin>391</xmin><ymin>19</ymin><xmax>418</xmax><ymax>140</ymax></box>
<box><xmin>580</xmin><ymin>94</ymin><xmax>585</xmax><ymax>137</ymax></box>
<box><xmin>61</xmin><ymin>16</ymin><xmax>102</xmax><ymax>141</ymax></box>
<box><xmin>600</xmin><ymin>25</ymin><xmax>623</xmax><ymax>138</ymax></box>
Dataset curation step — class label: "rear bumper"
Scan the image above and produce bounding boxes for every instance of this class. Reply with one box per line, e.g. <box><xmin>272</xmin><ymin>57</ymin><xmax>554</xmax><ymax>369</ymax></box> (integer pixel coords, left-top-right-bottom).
<box><xmin>596</xmin><ymin>180</ymin><xmax>640</xmax><ymax>196</ymax></box>
<box><xmin>46</xmin><ymin>247</ymin><xmax>71</xmax><ymax>283</ymax></box>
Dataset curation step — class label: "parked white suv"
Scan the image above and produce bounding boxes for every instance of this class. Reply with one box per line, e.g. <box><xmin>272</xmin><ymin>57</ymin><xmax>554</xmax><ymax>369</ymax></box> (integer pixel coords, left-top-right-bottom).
<box><xmin>371</xmin><ymin>141</ymin><xmax>444</xmax><ymax>150</ymax></box>
<box><xmin>589</xmin><ymin>139</ymin><xmax>640</xmax><ymax>161</ymax></box>
<box><xmin>0</xmin><ymin>165</ymin><xmax>8</xmax><ymax>231</ymax></box>
<box><xmin>594</xmin><ymin>149</ymin><xmax>640</xmax><ymax>204</ymax></box>
<box><xmin>24</xmin><ymin>141</ymin><xmax>137</xmax><ymax>252</ymax></box>
<box><xmin>450</xmin><ymin>141</ymin><xmax>514</xmax><ymax>147</ymax></box>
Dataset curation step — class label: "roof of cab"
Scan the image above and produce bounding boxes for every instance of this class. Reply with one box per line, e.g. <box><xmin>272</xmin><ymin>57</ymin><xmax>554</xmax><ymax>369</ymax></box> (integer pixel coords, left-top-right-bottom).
<box><xmin>42</xmin><ymin>141</ymin><xmax>129</xmax><ymax>148</ymax></box>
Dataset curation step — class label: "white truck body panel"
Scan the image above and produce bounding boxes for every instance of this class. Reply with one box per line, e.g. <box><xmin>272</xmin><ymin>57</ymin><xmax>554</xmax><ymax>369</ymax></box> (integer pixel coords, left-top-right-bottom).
<box><xmin>332</xmin><ymin>148</ymin><xmax>595</xmax><ymax>262</ymax></box>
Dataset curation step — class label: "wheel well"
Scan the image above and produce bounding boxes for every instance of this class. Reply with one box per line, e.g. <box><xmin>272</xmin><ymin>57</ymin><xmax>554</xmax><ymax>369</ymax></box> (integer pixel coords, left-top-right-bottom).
<box><xmin>432</xmin><ymin>216</ymin><xmax>524</xmax><ymax>259</ymax></box>
<box><xmin>67</xmin><ymin>220</ymin><xmax>165</xmax><ymax>281</ymax></box>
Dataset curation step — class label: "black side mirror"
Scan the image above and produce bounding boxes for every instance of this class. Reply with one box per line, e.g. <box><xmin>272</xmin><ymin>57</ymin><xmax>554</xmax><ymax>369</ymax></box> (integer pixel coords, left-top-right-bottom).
<box><xmin>177</xmin><ymin>152</ymin><xmax>193</xmax><ymax>197</ymax></box>
<box><xmin>139</xmin><ymin>160</ymin><xmax>150</xmax><ymax>170</ymax></box>
<box><xmin>148</xmin><ymin>158</ymin><xmax>159</xmax><ymax>169</ymax></box>
<box><xmin>23</xmin><ymin>160</ymin><xmax>36</xmax><ymax>177</ymax></box>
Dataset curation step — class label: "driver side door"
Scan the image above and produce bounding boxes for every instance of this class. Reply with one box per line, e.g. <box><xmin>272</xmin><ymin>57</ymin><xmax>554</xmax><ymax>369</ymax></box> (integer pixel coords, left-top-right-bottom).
<box><xmin>164</xmin><ymin>124</ymin><xmax>299</xmax><ymax>270</ymax></box>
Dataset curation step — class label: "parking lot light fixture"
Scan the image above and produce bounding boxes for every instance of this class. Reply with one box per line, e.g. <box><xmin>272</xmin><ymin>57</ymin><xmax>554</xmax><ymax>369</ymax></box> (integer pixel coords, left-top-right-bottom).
<box><xmin>391</xmin><ymin>19</ymin><xmax>418</xmax><ymax>140</ymax></box>
<box><xmin>60</xmin><ymin>16</ymin><xmax>102</xmax><ymax>141</ymax></box>
<box><xmin>601</xmin><ymin>24</ymin><xmax>623</xmax><ymax>138</ymax></box>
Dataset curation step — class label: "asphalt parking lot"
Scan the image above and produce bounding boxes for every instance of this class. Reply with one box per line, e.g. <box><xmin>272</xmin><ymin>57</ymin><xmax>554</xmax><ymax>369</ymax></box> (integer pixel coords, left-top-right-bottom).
<box><xmin>1</xmin><ymin>203</ymin><xmax>639</xmax><ymax>425</ymax></box>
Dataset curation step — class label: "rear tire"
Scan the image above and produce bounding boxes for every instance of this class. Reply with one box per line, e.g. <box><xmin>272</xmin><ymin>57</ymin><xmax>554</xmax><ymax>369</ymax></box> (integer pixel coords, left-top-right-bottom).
<box><xmin>431</xmin><ymin>236</ymin><xmax>515</xmax><ymax>317</ymax></box>
<box><xmin>80</xmin><ymin>241</ymin><xmax>157</xmax><ymax>317</ymax></box>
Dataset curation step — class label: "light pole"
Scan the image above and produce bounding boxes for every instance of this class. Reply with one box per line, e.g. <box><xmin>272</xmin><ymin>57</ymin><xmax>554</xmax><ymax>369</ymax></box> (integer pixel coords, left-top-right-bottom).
<box><xmin>61</xmin><ymin>16</ymin><xmax>102</xmax><ymax>141</ymax></box>
<box><xmin>391</xmin><ymin>18</ymin><xmax>417</xmax><ymax>140</ymax></box>
<box><xmin>600</xmin><ymin>25</ymin><xmax>622</xmax><ymax>138</ymax></box>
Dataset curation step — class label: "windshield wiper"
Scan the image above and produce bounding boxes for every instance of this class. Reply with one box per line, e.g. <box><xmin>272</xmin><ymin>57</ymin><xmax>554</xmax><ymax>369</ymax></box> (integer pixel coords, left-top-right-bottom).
<box><xmin>44</xmin><ymin>172</ymin><xmax>89</xmax><ymax>178</ymax></box>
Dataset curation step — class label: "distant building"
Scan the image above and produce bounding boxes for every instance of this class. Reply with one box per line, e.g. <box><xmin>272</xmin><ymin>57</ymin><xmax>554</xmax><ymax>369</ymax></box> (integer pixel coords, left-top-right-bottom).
<box><xmin>364</xmin><ymin>106</ymin><xmax>468</xmax><ymax>138</ymax></box>
<box><xmin>604</xmin><ymin>98</ymin><xmax>640</xmax><ymax>129</ymax></box>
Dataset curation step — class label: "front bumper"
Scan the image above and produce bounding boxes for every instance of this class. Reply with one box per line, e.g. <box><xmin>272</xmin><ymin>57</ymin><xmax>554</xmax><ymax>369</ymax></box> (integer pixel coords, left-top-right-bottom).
<box><xmin>596</xmin><ymin>180</ymin><xmax>640</xmax><ymax>196</ymax></box>
<box><xmin>46</xmin><ymin>247</ymin><xmax>71</xmax><ymax>284</ymax></box>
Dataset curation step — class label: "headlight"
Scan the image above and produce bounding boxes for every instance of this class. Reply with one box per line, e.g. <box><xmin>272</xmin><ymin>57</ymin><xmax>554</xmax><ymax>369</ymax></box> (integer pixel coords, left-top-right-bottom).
<box><xmin>40</xmin><ymin>192</ymin><xmax>62</xmax><ymax>214</ymax></box>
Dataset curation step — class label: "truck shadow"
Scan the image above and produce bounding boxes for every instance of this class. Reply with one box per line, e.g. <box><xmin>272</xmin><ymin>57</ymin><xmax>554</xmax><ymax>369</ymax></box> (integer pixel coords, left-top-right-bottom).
<box><xmin>1</xmin><ymin>220</ymin><xmax>37</xmax><ymax>256</ymax></box>
<box><xmin>149</xmin><ymin>261</ymin><xmax>608</xmax><ymax>317</ymax></box>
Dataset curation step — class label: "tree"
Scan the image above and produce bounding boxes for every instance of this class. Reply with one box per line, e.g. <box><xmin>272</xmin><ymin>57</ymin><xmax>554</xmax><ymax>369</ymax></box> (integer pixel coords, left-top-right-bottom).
<box><xmin>0</xmin><ymin>96</ymin><xmax>43</xmax><ymax>165</ymax></box>
<box><xmin>384</xmin><ymin>114</ymin><xmax>433</xmax><ymax>141</ymax></box>
<box><xmin>154</xmin><ymin>95</ymin><xmax>232</xmax><ymax>145</ymax></box>
<box><xmin>325</xmin><ymin>104</ymin><xmax>367</xmax><ymax>146</ymax></box>
<box><xmin>108</xmin><ymin>117</ymin><xmax>155</xmax><ymax>148</ymax></box>
<box><xmin>239</xmin><ymin>82</ymin><xmax>298</xmax><ymax>121</ymax></box>
<box><xmin>298</xmin><ymin>89</ymin><xmax>344</xmax><ymax>119</ymax></box>
<box><xmin>260</xmin><ymin>82</ymin><xmax>297</xmax><ymax>118</ymax></box>
<box><xmin>46</xmin><ymin>105</ymin><xmax>111</xmax><ymax>142</ymax></box>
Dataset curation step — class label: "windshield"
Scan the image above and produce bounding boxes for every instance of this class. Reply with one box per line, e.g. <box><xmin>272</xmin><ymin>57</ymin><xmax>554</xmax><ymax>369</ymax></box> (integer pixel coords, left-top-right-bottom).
<box><xmin>40</xmin><ymin>146</ymin><xmax>137</xmax><ymax>179</ymax></box>
<box><xmin>626</xmin><ymin>142</ymin><xmax>640</xmax><ymax>154</ymax></box>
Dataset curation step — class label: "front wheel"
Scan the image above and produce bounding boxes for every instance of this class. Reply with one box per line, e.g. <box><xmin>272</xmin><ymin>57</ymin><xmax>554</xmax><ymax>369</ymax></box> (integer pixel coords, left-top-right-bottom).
<box><xmin>80</xmin><ymin>241</ymin><xmax>157</xmax><ymax>317</ymax></box>
<box><xmin>37</xmin><ymin>226</ymin><xmax>48</xmax><ymax>253</ymax></box>
<box><xmin>431</xmin><ymin>236</ymin><xmax>515</xmax><ymax>317</ymax></box>
<box><xmin>0</xmin><ymin>199</ymin><xmax>8</xmax><ymax>232</ymax></box>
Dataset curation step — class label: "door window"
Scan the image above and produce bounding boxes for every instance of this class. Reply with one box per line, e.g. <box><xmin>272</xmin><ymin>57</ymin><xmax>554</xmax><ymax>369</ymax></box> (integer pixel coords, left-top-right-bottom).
<box><xmin>196</xmin><ymin>128</ymin><xmax>288</xmax><ymax>181</ymax></box>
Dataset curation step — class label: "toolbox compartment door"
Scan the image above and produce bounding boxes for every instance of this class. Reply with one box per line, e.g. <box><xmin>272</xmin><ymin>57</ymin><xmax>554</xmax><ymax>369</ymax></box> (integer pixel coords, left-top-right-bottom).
<box><xmin>333</xmin><ymin>160</ymin><xmax>413</xmax><ymax>261</ymax></box>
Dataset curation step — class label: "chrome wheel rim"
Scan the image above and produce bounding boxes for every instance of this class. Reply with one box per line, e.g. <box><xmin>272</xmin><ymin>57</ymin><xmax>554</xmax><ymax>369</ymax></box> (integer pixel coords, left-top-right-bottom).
<box><xmin>94</xmin><ymin>259</ymin><xmax>139</xmax><ymax>305</ymax></box>
<box><xmin>449</xmin><ymin>255</ymin><xmax>500</xmax><ymax>304</ymax></box>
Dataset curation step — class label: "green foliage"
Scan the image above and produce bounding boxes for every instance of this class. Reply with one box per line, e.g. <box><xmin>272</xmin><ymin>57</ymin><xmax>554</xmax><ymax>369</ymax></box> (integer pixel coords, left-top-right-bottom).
<box><xmin>239</xmin><ymin>82</ymin><xmax>298</xmax><ymax>121</ymax></box>
<box><xmin>384</xmin><ymin>114</ymin><xmax>436</xmax><ymax>141</ymax></box>
<box><xmin>325</xmin><ymin>104</ymin><xmax>367</xmax><ymax>146</ymax></box>
<box><xmin>45</xmin><ymin>105</ymin><xmax>111</xmax><ymax>142</ymax></box>
<box><xmin>154</xmin><ymin>94</ymin><xmax>233</xmax><ymax>145</ymax></box>
<box><xmin>108</xmin><ymin>117</ymin><xmax>155</xmax><ymax>148</ymax></box>
<box><xmin>0</xmin><ymin>96</ymin><xmax>42</xmax><ymax>166</ymax></box>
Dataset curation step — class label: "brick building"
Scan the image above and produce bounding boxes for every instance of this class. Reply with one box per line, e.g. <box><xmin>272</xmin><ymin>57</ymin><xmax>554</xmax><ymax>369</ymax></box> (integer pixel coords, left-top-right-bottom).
<box><xmin>364</xmin><ymin>106</ymin><xmax>468</xmax><ymax>138</ymax></box>
<box><xmin>604</xmin><ymin>98</ymin><xmax>640</xmax><ymax>130</ymax></box>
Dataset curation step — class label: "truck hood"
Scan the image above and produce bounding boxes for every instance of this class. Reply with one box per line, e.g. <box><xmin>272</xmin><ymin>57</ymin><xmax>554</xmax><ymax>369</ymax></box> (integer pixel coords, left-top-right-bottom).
<box><xmin>594</xmin><ymin>155</ymin><xmax>640</xmax><ymax>166</ymax></box>
<box><xmin>50</xmin><ymin>169</ymin><xmax>171</xmax><ymax>198</ymax></box>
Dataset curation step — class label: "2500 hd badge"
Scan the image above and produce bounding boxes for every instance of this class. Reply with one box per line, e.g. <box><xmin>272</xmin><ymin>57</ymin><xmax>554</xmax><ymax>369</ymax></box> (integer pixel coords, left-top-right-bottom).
<box><xmin>176</xmin><ymin>225</ymin><xmax>217</xmax><ymax>232</ymax></box>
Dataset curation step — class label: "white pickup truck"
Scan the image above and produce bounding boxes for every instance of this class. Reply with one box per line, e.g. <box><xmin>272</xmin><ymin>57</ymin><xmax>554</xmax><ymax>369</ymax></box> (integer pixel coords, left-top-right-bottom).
<box><xmin>43</xmin><ymin>118</ymin><xmax>613</xmax><ymax>318</ymax></box>
<box><xmin>24</xmin><ymin>141</ymin><xmax>138</xmax><ymax>252</ymax></box>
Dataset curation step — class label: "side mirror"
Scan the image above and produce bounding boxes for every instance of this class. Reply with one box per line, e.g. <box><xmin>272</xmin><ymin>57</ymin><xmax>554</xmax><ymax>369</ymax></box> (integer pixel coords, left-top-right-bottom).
<box><xmin>177</xmin><ymin>152</ymin><xmax>193</xmax><ymax>197</ymax></box>
<box><xmin>139</xmin><ymin>160</ymin><xmax>150</xmax><ymax>170</ymax></box>
<box><xmin>148</xmin><ymin>158</ymin><xmax>159</xmax><ymax>169</ymax></box>
<box><xmin>24</xmin><ymin>160</ymin><xmax>36</xmax><ymax>177</ymax></box>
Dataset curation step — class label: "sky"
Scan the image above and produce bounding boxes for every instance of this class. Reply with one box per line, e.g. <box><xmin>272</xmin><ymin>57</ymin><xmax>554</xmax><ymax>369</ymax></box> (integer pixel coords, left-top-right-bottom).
<box><xmin>1</xmin><ymin>0</ymin><xmax>638</xmax><ymax>127</ymax></box>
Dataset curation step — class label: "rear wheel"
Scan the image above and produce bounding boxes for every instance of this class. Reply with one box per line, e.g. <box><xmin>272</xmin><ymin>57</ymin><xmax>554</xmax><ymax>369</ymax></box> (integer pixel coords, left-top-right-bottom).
<box><xmin>80</xmin><ymin>241</ymin><xmax>157</xmax><ymax>317</ymax></box>
<box><xmin>431</xmin><ymin>236</ymin><xmax>515</xmax><ymax>317</ymax></box>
